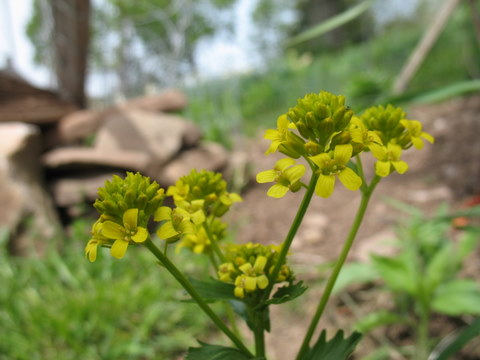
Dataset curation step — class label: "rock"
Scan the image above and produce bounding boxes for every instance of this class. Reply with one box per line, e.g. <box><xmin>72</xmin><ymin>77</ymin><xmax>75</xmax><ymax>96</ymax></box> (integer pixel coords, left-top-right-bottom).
<box><xmin>49</xmin><ymin>172</ymin><xmax>122</xmax><ymax>207</ymax></box>
<box><xmin>0</xmin><ymin>122</ymin><xmax>61</xmax><ymax>255</ymax></box>
<box><xmin>118</xmin><ymin>89</ymin><xmax>187</xmax><ymax>113</ymax></box>
<box><xmin>157</xmin><ymin>142</ymin><xmax>228</xmax><ymax>186</ymax></box>
<box><xmin>94</xmin><ymin>110</ymin><xmax>202</xmax><ymax>175</ymax></box>
<box><xmin>45</xmin><ymin>109</ymin><xmax>105</xmax><ymax>146</ymax></box>
<box><xmin>42</xmin><ymin>147</ymin><xmax>149</xmax><ymax>172</ymax></box>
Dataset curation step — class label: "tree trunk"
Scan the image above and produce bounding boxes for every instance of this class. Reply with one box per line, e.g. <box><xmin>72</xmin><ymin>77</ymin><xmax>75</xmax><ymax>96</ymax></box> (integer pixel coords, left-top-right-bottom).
<box><xmin>51</xmin><ymin>0</ymin><xmax>90</xmax><ymax>108</ymax></box>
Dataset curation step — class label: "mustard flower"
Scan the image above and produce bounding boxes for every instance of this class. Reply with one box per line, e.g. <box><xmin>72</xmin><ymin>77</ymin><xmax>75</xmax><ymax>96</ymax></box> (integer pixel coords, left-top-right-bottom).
<box><xmin>349</xmin><ymin>116</ymin><xmax>385</xmax><ymax>157</ymax></box>
<box><xmin>374</xmin><ymin>143</ymin><xmax>408</xmax><ymax>177</ymax></box>
<box><xmin>264</xmin><ymin>114</ymin><xmax>294</xmax><ymax>155</ymax></box>
<box><xmin>309</xmin><ymin>144</ymin><xmax>362</xmax><ymax>198</ymax></box>
<box><xmin>85</xmin><ymin>219</ymin><xmax>109</xmax><ymax>262</ymax></box>
<box><xmin>101</xmin><ymin>208</ymin><xmax>148</xmax><ymax>259</ymax></box>
<box><xmin>256</xmin><ymin>158</ymin><xmax>306</xmax><ymax>198</ymax></box>
<box><xmin>154</xmin><ymin>206</ymin><xmax>195</xmax><ymax>243</ymax></box>
<box><xmin>400</xmin><ymin>119</ymin><xmax>435</xmax><ymax>149</ymax></box>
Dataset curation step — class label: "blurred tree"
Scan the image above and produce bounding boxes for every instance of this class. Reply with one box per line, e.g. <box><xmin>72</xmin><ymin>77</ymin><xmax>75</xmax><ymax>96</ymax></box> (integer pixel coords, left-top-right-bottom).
<box><xmin>27</xmin><ymin>0</ymin><xmax>236</xmax><ymax>99</ymax></box>
<box><xmin>27</xmin><ymin>0</ymin><xmax>90</xmax><ymax>107</ymax></box>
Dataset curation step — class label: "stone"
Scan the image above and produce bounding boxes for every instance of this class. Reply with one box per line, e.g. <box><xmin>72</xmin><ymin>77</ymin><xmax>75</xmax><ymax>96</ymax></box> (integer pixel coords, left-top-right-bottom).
<box><xmin>42</xmin><ymin>147</ymin><xmax>149</xmax><ymax>172</ymax></box>
<box><xmin>50</xmin><ymin>109</ymin><xmax>105</xmax><ymax>145</ymax></box>
<box><xmin>94</xmin><ymin>109</ymin><xmax>202</xmax><ymax>175</ymax></box>
<box><xmin>0</xmin><ymin>122</ymin><xmax>61</xmax><ymax>255</ymax></box>
<box><xmin>118</xmin><ymin>89</ymin><xmax>187</xmax><ymax>113</ymax></box>
<box><xmin>157</xmin><ymin>142</ymin><xmax>228</xmax><ymax>186</ymax></box>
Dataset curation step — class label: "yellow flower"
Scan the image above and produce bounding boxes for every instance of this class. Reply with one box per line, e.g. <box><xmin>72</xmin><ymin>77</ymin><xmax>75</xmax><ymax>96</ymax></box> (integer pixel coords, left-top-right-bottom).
<box><xmin>309</xmin><ymin>144</ymin><xmax>362</xmax><ymax>198</ymax></box>
<box><xmin>85</xmin><ymin>219</ymin><xmax>109</xmax><ymax>262</ymax></box>
<box><xmin>154</xmin><ymin>206</ymin><xmax>195</xmax><ymax>242</ymax></box>
<box><xmin>233</xmin><ymin>256</ymin><xmax>269</xmax><ymax>299</ymax></box>
<box><xmin>400</xmin><ymin>119</ymin><xmax>434</xmax><ymax>149</ymax></box>
<box><xmin>374</xmin><ymin>143</ymin><xmax>408</xmax><ymax>177</ymax></box>
<box><xmin>349</xmin><ymin>116</ymin><xmax>384</xmax><ymax>157</ymax></box>
<box><xmin>264</xmin><ymin>114</ymin><xmax>293</xmax><ymax>155</ymax></box>
<box><xmin>101</xmin><ymin>208</ymin><xmax>148</xmax><ymax>259</ymax></box>
<box><xmin>256</xmin><ymin>158</ymin><xmax>306</xmax><ymax>198</ymax></box>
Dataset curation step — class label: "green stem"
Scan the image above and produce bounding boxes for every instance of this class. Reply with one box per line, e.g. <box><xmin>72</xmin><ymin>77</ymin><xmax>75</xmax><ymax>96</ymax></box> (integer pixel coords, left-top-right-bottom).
<box><xmin>261</xmin><ymin>172</ymin><xmax>319</xmax><ymax>303</ymax></box>
<box><xmin>203</xmin><ymin>221</ymin><xmax>226</xmax><ymax>263</ymax></box>
<box><xmin>296</xmin><ymin>176</ymin><xmax>380</xmax><ymax>360</ymax></box>
<box><xmin>415</xmin><ymin>301</ymin><xmax>431</xmax><ymax>360</ymax></box>
<box><xmin>143</xmin><ymin>238</ymin><xmax>253</xmax><ymax>358</ymax></box>
<box><xmin>253</xmin><ymin>310</ymin><xmax>266</xmax><ymax>358</ymax></box>
<box><xmin>355</xmin><ymin>155</ymin><xmax>368</xmax><ymax>193</ymax></box>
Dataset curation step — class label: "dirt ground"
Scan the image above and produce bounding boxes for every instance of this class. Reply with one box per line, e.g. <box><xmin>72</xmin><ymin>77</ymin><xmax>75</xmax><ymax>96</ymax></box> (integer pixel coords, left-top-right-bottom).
<box><xmin>226</xmin><ymin>95</ymin><xmax>480</xmax><ymax>360</ymax></box>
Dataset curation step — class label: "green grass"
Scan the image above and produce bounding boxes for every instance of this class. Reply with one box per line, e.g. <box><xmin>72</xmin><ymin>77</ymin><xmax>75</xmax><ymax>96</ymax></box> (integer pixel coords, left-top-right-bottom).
<box><xmin>183</xmin><ymin>4</ymin><xmax>479</xmax><ymax>146</ymax></box>
<box><xmin>0</xmin><ymin>222</ymin><xmax>221</xmax><ymax>360</ymax></box>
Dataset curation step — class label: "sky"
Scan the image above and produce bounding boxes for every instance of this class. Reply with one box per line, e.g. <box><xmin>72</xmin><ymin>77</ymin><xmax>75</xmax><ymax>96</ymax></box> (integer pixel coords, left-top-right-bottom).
<box><xmin>0</xmin><ymin>0</ymin><xmax>421</xmax><ymax>96</ymax></box>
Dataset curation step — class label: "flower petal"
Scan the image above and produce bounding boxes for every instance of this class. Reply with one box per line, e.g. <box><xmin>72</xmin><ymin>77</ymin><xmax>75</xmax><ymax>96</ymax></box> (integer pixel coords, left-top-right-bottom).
<box><xmin>333</xmin><ymin>144</ymin><xmax>353</xmax><ymax>165</ymax></box>
<box><xmin>275</xmin><ymin>158</ymin><xmax>295</xmax><ymax>171</ymax></box>
<box><xmin>154</xmin><ymin>206</ymin><xmax>172</xmax><ymax>222</ymax></box>
<box><xmin>102</xmin><ymin>221</ymin><xmax>125</xmax><ymax>239</ymax></box>
<box><xmin>309</xmin><ymin>153</ymin><xmax>331</xmax><ymax>169</ymax></box>
<box><xmin>392</xmin><ymin>160</ymin><xmax>409</xmax><ymax>174</ymax></box>
<box><xmin>375</xmin><ymin>161</ymin><xmax>391</xmax><ymax>177</ymax></box>
<box><xmin>110</xmin><ymin>239</ymin><xmax>129</xmax><ymax>259</ymax></box>
<box><xmin>411</xmin><ymin>136</ymin><xmax>424</xmax><ymax>149</ymax></box>
<box><xmin>284</xmin><ymin>164</ymin><xmax>306</xmax><ymax>184</ymax></box>
<box><xmin>157</xmin><ymin>222</ymin><xmax>179</xmax><ymax>240</ymax></box>
<box><xmin>421</xmin><ymin>132</ymin><xmax>434</xmax><ymax>144</ymax></box>
<box><xmin>123</xmin><ymin>208</ymin><xmax>138</xmax><ymax>229</ymax></box>
<box><xmin>267</xmin><ymin>184</ymin><xmax>289</xmax><ymax>198</ymax></box>
<box><xmin>369</xmin><ymin>143</ymin><xmax>386</xmax><ymax>160</ymax></box>
<box><xmin>131</xmin><ymin>227</ymin><xmax>148</xmax><ymax>243</ymax></box>
<box><xmin>338</xmin><ymin>168</ymin><xmax>362</xmax><ymax>191</ymax></box>
<box><xmin>256</xmin><ymin>169</ymin><xmax>277</xmax><ymax>183</ymax></box>
<box><xmin>315</xmin><ymin>174</ymin><xmax>335</xmax><ymax>198</ymax></box>
<box><xmin>277</xmin><ymin>114</ymin><xmax>289</xmax><ymax>130</ymax></box>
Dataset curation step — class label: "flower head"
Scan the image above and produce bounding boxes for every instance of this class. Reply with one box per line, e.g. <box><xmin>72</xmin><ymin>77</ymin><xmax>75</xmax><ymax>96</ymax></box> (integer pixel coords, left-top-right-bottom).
<box><xmin>256</xmin><ymin>158</ymin><xmax>306</xmax><ymax>198</ymax></box>
<box><xmin>309</xmin><ymin>144</ymin><xmax>362</xmax><ymax>198</ymax></box>
<box><xmin>373</xmin><ymin>143</ymin><xmax>408</xmax><ymax>177</ymax></box>
<box><xmin>154</xmin><ymin>206</ymin><xmax>195</xmax><ymax>243</ymax></box>
<box><xmin>400</xmin><ymin>119</ymin><xmax>434</xmax><ymax>149</ymax></box>
<box><xmin>217</xmin><ymin>242</ymin><xmax>293</xmax><ymax>300</ymax></box>
<box><xmin>85</xmin><ymin>220</ymin><xmax>109</xmax><ymax>262</ymax></box>
<box><xmin>101</xmin><ymin>208</ymin><xmax>149</xmax><ymax>259</ymax></box>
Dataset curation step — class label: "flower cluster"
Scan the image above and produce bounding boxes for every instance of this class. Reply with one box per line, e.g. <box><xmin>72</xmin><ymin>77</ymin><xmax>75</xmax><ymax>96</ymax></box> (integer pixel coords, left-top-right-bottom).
<box><xmin>218</xmin><ymin>243</ymin><xmax>293</xmax><ymax>299</ymax></box>
<box><xmin>160</xmin><ymin>169</ymin><xmax>241</xmax><ymax>253</ymax></box>
<box><xmin>258</xmin><ymin>91</ymin><xmax>434</xmax><ymax>198</ymax></box>
<box><xmin>86</xmin><ymin>172</ymin><xmax>165</xmax><ymax>261</ymax></box>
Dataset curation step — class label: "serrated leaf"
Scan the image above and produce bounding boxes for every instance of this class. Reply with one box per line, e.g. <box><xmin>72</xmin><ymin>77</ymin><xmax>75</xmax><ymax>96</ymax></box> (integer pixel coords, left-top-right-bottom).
<box><xmin>354</xmin><ymin>310</ymin><xmax>406</xmax><ymax>333</ymax></box>
<box><xmin>302</xmin><ymin>330</ymin><xmax>362</xmax><ymax>360</ymax></box>
<box><xmin>424</xmin><ymin>242</ymin><xmax>456</xmax><ymax>295</ymax></box>
<box><xmin>333</xmin><ymin>262</ymin><xmax>378</xmax><ymax>294</ymax></box>
<box><xmin>186</xmin><ymin>277</ymin><xmax>236</xmax><ymax>302</ymax></box>
<box><xmin>185</xmin><ymin>341</ymin><xmax>253</xmax><ymax>360</ymax></box>
<box><xmin>371</xmin><ymin>254</ymin><xmax>416</xmax><ymax>295</ymax></box>
<box><xmin>432</xmin><ymin>280</ymin><xmax>480</xmax><ymax>316</ymax></box>
<box><xmin>265</xmin><ymin>281</ymin><xmax>308</xmax><ymax>305</ymax></box>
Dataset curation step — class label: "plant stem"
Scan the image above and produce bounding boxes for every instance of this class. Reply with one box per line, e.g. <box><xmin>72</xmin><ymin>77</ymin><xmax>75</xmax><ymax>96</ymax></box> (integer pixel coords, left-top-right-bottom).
<box><xmin>143</xmin><ymin>238</ymin><xmax>253</xmax><ymax>358</ymax></box>
<box><xmin>253</xmin><ymin>309</ymin><xmax>266</xmax><ymax>359</ymax></box>
<box><xmin>415</xmin><ymin>304</ymin><xmax>431</xmax><ymax>360</ymax></box>
<box><xmin>203</xmin><ymin>221</ymin><xmax>226</xmax><ymax>263</ymax></box>
<box><xmin>261</xmin><ymin>172</ymin><xmax>319</xmax><ymax>303</ymax></box>
<box><xmin>295</xmin><ymin>176</ymin><xmax>380</xmax><ymax>360</ymax></box>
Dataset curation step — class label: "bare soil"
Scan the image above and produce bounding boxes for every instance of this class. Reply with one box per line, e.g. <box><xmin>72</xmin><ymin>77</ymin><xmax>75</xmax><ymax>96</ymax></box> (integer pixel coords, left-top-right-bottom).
<box><xmin>226</xmin><ymin>95</ymin><xmax>480</xmax><ymax>360</ymax></box>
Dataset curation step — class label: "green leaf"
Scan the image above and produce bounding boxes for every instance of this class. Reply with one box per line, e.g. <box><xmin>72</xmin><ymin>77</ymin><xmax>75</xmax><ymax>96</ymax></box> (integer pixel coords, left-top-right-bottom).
<box><xmin>457</xmin><ymin>231</ymin><xmax>480</xmax><ymax>261</ymax></box>
<box><xmin>354</xmin><ymin>310</ymin><xmax>406</xmax><ymax>333</ymax></box>
<box><xmin>333</xmin><ymin>262</ymin><xmax>378</xmax><ymax>294</ymax></box>
<box><xmin>185</xmin><ymin>341</ymin><xmax>253</xmax><ymax>360</ymax></box>
<box><xmin>370</xmin><ymin>254</ymin><xmax>416</xmax><ymax>295</ymax></box>
<box><xmin>424</xmin><ymin>242</ymin><xmax>456</xmax><ymax>294</ymax></box>
<box><xmin>265</xmin><ymin>281</ymin><xmax>308</xmax><ymax>305</ymax></box>
<box><xmin>434</xmin><ymin>318</ymin><xmax>480</xmax><ymax>360</ymax></box>
<box><xmin>186</xmin><ymin>277</ymin><xmax>236</xmax><ymax>302</ymax></box>
<box><xmin>432</xmin><ymin>280</ymin><xmax>480</xmax><ymax>316</ymax></box>
<box><xmin>302</xmin><ymin>330</ymin><xmax>362</xmax><ymax>360</ymax></box>
<box><xmin>287</xmin><ymin>0</ymin><xmax>375</xmax><ymax>47</ymax></box>
<box><xmin>408</xmin><ymin>80</ymin><xmax>480</xmax><ymax>105</ymax></box>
